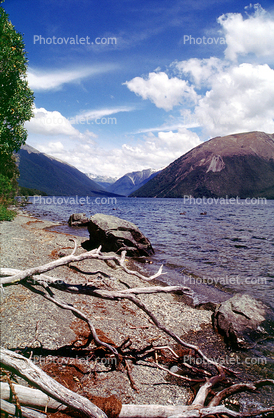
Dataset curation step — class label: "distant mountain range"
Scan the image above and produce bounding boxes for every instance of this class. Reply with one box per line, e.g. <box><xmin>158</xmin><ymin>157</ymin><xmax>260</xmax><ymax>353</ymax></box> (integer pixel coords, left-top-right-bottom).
<box><xmin>106</xmin><ymin>168</ymin><xmax>161</xmax><ymax>196</ymax></box>
<box><xmin>18</xmin><ymin>131</ymin><xmax>274</xmax><ymax>199</ymax></box>
<box><xmin>18</xmin><ymin>145</ymin><xmax>119</xmax><ymax>196</ymax></box>
<box><xmin>86</xmin><ymin>173</ymin><xmax>117</xmax><ymax>190</ymax></box>
<box><xmin>131</xmin><ymin>131</ymin><xmax>274</xmax><ymax>199</ymax></box>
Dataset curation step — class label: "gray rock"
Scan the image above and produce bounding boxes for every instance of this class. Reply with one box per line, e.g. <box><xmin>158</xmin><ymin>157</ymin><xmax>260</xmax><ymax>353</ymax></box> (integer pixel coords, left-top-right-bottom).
<box><xmin>68</xmin><ymin>213</ymin><xmax>89</xmax><ymax>227</ymax></box>
<box><xmin>87</xmin><ymin>213</ymin><xmax>154</xmax><ymax>256</ymax></box>
<box><xmin>212</xmin><ymin>294</ymin><xmax>274</xmax><ymax>348</ymax></box>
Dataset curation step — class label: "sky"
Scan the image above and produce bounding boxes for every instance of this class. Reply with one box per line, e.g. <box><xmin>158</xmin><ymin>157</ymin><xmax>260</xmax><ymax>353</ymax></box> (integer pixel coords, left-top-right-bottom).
<box><xmin>4</xmin><ymin>0</ymin><xmax>274</xmax><ymax>178</ymax></box>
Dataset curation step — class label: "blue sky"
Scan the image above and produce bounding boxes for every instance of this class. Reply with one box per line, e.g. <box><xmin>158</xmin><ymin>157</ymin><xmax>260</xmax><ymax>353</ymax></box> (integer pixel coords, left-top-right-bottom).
<box><xmin>4</xmin><ymin>0</ymin><xmax>274</xmax><ymax>177</ymax></box>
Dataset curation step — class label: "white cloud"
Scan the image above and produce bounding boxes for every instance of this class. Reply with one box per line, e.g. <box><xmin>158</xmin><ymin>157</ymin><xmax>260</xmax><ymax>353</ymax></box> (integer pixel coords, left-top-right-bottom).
<box><xmin>30</xmin><ymin>127</ymin><xmax>201</xmax><ymax>177</ymax></box>
<box><xmin>38</xmin><ymin>141</ymin><xmax>64</xmax><ymax>155</ymax></box>
<box><xmin>25</xmin><ymin>107</ymin><xmax>79</xmax><ymax>136</ymax></box>
<box><xmin>126</xmin><ymin>5</ymin><xmax>274</xmax><ymax>138</ymax></box>
<box><xmin>194</xmin><ymin>63</ymin><xmax>274</xmax><ymax>136</ymax></box>
<box><xmin>28</xmin><ymin>64</ymin><xmax>117</xmax><ymax>91</ymax></box>
<box><xmin>71</xmin><ymin>106</ymin><xmax>135</xmax><ymax>124</ymax></box>
<box><xmin>175</xmin><ymin>57</ymin><xmax>226</xmax><ymax>88</ymax></box>
<box><xmin>120</xmin><ymin>128</ymin><xmax>201</xmax><ymax>169</ymax></box>
<box><xmin>25</xmin><ymin>106</ymin><xmax>97</xmax><ymax>143</ymax></box>
<box><xmin>124</xmin><ymin>72</ymin><xmax>198</xmax><ymax>111</ymax></box>
<box><xmin>218</xmin><ymin>4</ymin><xmax>274</xmax><ymax>61</ymax></box>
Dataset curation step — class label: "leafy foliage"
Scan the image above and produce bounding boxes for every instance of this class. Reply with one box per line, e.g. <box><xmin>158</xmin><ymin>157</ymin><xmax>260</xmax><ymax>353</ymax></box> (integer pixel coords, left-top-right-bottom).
<box><xmin>0</xmin><ymin>4</ymin><xmax>34</xmax><ymax>220</ymax></box>
<box><xmin>0</xmin><ymin>6</ymin><xmax>34</xmax><ymax>156</ymax></box>
<box><xmin>0</xmin><ymin>203</ymin><xmax>16</xmax><ymax>221</ymax></box>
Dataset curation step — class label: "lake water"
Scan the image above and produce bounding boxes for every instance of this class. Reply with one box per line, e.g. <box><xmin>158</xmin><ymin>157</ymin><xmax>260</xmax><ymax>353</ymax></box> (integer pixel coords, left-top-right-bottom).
<box><xmin>26</xmin><ymin>196</ymin><xmax>274</xmax><ymax>309</ymax></box>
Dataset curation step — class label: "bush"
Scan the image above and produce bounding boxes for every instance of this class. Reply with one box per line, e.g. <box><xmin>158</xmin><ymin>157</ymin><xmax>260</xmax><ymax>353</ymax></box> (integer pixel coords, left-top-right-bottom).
<box><xmin>0</xmin><ymin>170</ymin><xmax>18</xmax><ymax>206</ymax></box>
<box><xmin>0</xmin><ymin>204</ymin><xmax>16</xmax><ymax>221</ymax></box>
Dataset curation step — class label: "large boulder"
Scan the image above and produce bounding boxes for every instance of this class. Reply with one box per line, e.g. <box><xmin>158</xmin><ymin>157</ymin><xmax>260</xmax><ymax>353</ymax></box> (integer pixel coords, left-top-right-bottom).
<box><xmin>68</xmin><ymin>213</ymin><xmax>89</xmax><ymax>227</ymax></box>
<box><xmin>87</xmin><ymin>213</ymin><xmax>154</xmax><ymax>256</ymax></box>
<box><xmin>212</xmin><ymin>294</ymin><xmax>274</xmax><ymax>349</ymax></box>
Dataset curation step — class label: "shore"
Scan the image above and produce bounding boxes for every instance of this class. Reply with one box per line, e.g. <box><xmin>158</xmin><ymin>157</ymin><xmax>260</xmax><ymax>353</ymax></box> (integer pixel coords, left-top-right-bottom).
<box><xmin>0</xmin><ymin>211</ymin><xmax>272</xmax><ymax>410</ymax></box>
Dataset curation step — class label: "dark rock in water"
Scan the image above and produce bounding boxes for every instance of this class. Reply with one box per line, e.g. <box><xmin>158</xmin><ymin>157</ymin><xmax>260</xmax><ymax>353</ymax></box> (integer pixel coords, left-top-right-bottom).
<box><xmin>87</xmin><ymin>213</ymin><xmax>154</xmax><ymax>256</ymax></box>
<box><xmin>212</xmin><ymin>294</ymin><xmax>274</xmax><ymax>349</ymax></box>
<box><xmin>68</xmin><ymin>213</ymin><xmax>89</xmax><ymax>227</ymax></box>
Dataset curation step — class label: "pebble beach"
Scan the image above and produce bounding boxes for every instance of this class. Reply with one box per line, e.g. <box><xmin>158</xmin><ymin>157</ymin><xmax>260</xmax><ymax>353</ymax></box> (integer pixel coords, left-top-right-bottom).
<box><xmin>0</xmin><ymin>211</ymin><xmax>272</xmax><ymax>411</ymax></box>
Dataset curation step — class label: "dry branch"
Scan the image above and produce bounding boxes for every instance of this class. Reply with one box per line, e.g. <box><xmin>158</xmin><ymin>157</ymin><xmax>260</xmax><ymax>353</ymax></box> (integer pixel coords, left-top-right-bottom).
<box><xmin>1</xmin><ymin>382</ymin><xmax>66</xmax><ymax>411</ymax></box>
<box><xmin>0</xmin><ymin>399</ymin><xmax>47</xmax><ymax>418</ymax></box>
<box><xmin>0</xmin><ymin>246</ymin><xmax>163</xmax><ymax>285</ymax></box>
<box><xmin>0</xmin><ymin>347</ymin><xmax>107</xmax><ymax>418</ymax></box>
<box><xmin>2</xmin><ymin>385</ymin><xmax>274</xmax><ymax>418</ymax></box>
<box><xmin>1</xmin><ymin>267</ymin><xmax>233</xmax><ymax>374</ymax></box>
<box><xmin>24</xmin><ymin>281</ymin><xmax>120</xmax><ymax>361</ymax></box>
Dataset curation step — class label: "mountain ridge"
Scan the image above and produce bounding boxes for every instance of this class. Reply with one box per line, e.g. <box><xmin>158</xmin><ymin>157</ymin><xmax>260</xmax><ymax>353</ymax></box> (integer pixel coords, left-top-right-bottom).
<box><xmin>107</xmin><ymin>168</ymin><xmax>161</xmax><ymax>196</ymax></box>
<box><xmin>18</xmin><ymin>145</ymin><xmax>119</xmax><ymax>197</ymax></box>
<box><xmin>130</xmin><ymin>131</ymin><xmax>274</xmax><ymax>199</ymax></box>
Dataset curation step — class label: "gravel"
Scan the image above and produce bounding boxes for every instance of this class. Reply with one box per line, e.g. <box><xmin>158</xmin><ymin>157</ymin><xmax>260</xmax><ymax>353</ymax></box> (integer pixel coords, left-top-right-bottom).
<box><xmin>0</xmin><ymin>211</ymin><xmax>216</xmax><ymax>406</ymax></box>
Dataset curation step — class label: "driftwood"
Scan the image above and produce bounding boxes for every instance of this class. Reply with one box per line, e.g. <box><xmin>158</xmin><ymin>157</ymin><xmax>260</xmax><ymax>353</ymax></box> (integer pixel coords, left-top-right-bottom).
<box><xmin>1</xmin><ymin>382</ymin><xmax>66</xmax><ymax>411</ymax></box>
<box><xmin>0</xmin><ymin>399</ymin><xmax>47</xmax><ymax>418</ymax></box>
<box><xmin>1</xmin><ymin>267</ymin><xmax>233</xmax><ymax>373</ymax></box>
<box><xmin>0</xmin><ymin>347</ymin><xmax>107</xmax><ymax>418</ymax></box>
<box><xmin>1</xmin><ymin>241</ymin><xmax>274</xmax><ymax>418</ymax></box>
<box><xmin>0</xmin><ymin>240</ymin><xmax>164</xmax><ymax>286</ymax></box>
<box><xmin>1</xmin><ymin>365</ymin><xmax>273</xmax><ymax>418</ymax></box>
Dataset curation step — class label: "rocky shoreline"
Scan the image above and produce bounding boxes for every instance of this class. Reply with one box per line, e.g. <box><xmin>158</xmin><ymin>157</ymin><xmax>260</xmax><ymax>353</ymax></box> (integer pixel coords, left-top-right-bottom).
<box><xmin>1</xmin><ymin>211</ymin><xmax>273</xmax><ymax>411</ymax></box>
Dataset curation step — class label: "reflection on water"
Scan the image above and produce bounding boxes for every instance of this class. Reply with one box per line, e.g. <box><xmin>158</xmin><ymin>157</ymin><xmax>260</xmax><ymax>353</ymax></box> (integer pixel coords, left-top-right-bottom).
<box><xmin>27</xmin><ymin>197</ymin><xmax>274</xmax><ymax>308</ymax></box>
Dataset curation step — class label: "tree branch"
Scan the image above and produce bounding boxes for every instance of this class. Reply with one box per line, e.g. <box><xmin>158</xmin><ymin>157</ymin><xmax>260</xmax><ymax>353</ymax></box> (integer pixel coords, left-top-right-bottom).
<box><xmin>0</xmin><ymin>247</ymin><xmax>164</xmax><ymax>286</ymax></box>
<box><xmin>0</xmin><ymin>347</ymin><xmax>107</xmax><ymax>418</ymax></box>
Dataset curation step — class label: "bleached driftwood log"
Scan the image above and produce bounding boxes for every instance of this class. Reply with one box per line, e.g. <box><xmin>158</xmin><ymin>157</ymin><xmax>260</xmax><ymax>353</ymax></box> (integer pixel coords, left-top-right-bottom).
<box><xmin>1</xmin><ymin>382</ymin><xmax>66</xmax><ymax>410</ymax></box>
<box><xmin>0</xmin><ymin>399</ymin><xmax>46</xmax><ymax>418</ymax></box>
<box><xmin>0</xmin><ymin>242</ymin><xmax>164</xmax><ymax>286</ymax></box>
<box><xmin>0</xmin><ymin>347</ymin><xmax>107</xmax><ymax>418</ymax></box>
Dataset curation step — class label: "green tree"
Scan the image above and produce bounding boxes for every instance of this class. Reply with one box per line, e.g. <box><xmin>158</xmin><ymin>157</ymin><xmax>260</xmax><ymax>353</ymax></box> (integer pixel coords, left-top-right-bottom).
<box><xmin>0</xmin><ymin>2</ymin><xmax>34</xmax><ymax>219</ymax></box>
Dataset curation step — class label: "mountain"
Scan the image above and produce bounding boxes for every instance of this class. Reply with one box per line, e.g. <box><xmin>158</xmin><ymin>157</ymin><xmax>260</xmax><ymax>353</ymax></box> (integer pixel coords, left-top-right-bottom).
<box><xmin>18</xmin><ymin>144</ymin><xmax>118</xmax><ymax>196</ymax></box>
<box><xmin>130</xmin><ymin>131</ymin><xmax>274</xmax><ymax>199</ymax></box>
<box><xmin>107</xmin><ymin>168</ymin><xmax>161</xmax><ymax>196</ymax></box>
<box><xmin>86</xmin><ymin>173</ymin><xmax>117</xmax><ymax>190</ymax></box>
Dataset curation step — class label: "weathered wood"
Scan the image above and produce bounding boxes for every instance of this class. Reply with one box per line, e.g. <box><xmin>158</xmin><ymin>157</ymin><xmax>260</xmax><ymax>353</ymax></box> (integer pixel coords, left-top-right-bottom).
<box><xmin>0</xmin><ymin>399</ymin><xmax>47</xmax><ymax>418</ymax></box>
<box><xmin>208</xmin><ymin>379</ymin><xmax>274</xmax><ymax>407</ymax></box>
<box><xmin>0</xmin><ymin>347</ymin><xmax>107</xmax><ymax>418</ymax></box>
<box><xmin>0</xmin><ymin>246</ymin><xmax>163</xmax><ymax>285</ymax></box>
<box><xmin>0</xmin><ymin>382</ymin><xmax>66</xmax><ymax>411</ymax></box>
<box><xmin>118</xmin><ymin>404</ymin><xmax>274</xmax><ymax>418</ymax></box>
<box><xmin>0</xmin><ymin>267</ymin><xmax>235</xmax><ymax>374</ymax></box>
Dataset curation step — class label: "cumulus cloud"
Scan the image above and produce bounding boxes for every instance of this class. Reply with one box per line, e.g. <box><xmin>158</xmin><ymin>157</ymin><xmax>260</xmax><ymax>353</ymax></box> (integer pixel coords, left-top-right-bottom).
<box><xmin>126</xmin><ymin>5</ymin><xmax>274</xmax><ymax>138</ymax></box>
<box><xmin>175</xmin><ymin>57</ymin><xmax>226</xmax><ymax>88</ymax></box>
<box><xmin>194</xmin><ymin>62</ymin><xmax>274</xmax><ymax>136</ymax></box>
<box><xmin>25</xmin><ymin>107</ymin><xmax>97</xmax><ymax>144</ymax></box>
<box><xmin>27</xmin><ymin>4</ymin><xmax>274</xmax><ymax>177</ymax></box>
<box><xmin>121</xmin><ymin>128</ymin><xmax>201</xmax><ymax>167</ymax></box>
<box><xmin>31</xmin><ymin>127</ymin><xmax>201</xmax><ymax>177</ymax></box>
<box><xmin>124</xmin><ymin>72</ymin><xmax>198</xmax><ymax>111</ymax></box>
<box><xmin>25</xmin><ymin>107</ymin><xmax>79</xmax><ymax>136</ymax></box>
<box><xmin>218</xmin><ymin>4</ymin><xmax>274</xmax><ymax>61</ymax></box>
<box><xmin>37</xmin><ymin>141</ymin><xmax>65</xmax><ymax>155</ymax></box>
